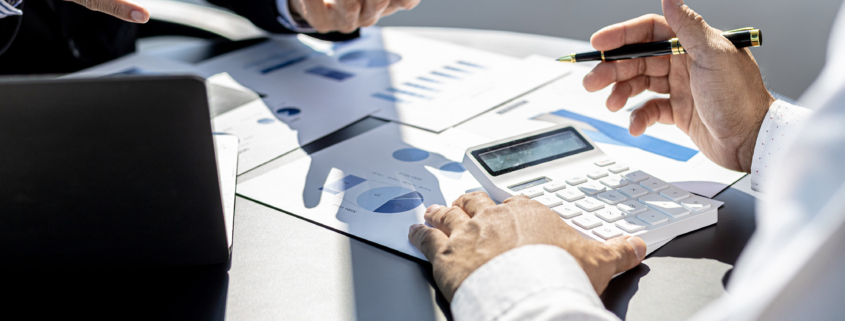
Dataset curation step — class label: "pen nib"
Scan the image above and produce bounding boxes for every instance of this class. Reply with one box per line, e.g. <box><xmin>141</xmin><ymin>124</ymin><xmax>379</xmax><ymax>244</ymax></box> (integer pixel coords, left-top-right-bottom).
<box><xmin>557</xmin><ymin>54</ymin><xmax>575</xmax><ymax>63</ymax></box>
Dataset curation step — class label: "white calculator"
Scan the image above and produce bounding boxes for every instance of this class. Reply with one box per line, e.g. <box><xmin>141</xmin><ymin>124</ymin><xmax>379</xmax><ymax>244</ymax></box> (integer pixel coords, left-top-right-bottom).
<box><xmin>462</xmin><ymin>124</ymin><xmax>720</xmax><ymax>248</ymax></box>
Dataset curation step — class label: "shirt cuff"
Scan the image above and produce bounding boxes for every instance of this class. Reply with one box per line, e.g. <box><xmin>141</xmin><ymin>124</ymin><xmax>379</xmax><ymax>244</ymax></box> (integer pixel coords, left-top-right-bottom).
<box><xmin>276</xmin><ymin>0</ymin><xmax>316</xmax><ymax>33</ymax></box>
<box><xmin>749</xmin><ymin>100</ymin><xmax>812</xmax><ymax>192</ymax></box>
<box><xmin>451</xmin><ymin>244</ymin><xmax>613</xmax><ymax>321</ymax></box>
<box><xmin>0</xmin><ymin>0</ymin><xmax>23</xmax><ymax>19</ymax></box>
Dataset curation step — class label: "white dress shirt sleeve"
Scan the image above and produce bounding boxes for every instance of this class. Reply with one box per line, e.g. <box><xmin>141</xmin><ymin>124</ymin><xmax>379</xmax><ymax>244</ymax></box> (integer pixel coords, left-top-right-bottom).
<box><xmin>0</xmin><ymin>0</ymin><xmax>22</xmax><ymax>19</ymax></box>
<box><xmin>451</xmin><ymin>244</ymin><xmax>620</xmax><ymax>321</ymax></box>
<box><xmin>749</xmin><ymin>100</ymin><xmax>812</xmax><ymax>192</ymax></box>
<box><xmin>275</xmin><ymin>0</ymin><xmax>317</xmax><ymax>33</ymax></box>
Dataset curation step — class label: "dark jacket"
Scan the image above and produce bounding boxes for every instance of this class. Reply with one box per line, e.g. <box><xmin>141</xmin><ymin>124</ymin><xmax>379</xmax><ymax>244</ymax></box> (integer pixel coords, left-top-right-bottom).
<box><xmin>0</xmin><ymin>0</ymin><xmax>358</xmax><ymax>75</ymax></box>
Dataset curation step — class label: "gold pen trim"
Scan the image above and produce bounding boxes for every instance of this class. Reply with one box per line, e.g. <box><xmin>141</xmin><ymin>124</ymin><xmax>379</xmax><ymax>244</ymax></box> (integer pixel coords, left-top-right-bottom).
<box><xmin>601</xmin><ymin>51</ymin><xmax>605</xmax><ymax>62</ymax></box>
<box><xmin>750</xmin><ymin>29</ymin><xmax>761</xmax><ymax>47</ymax></box>
<box><xmin>670</xmin><ymin>38</ymin><xmax>685</xmax><ymax>55</ymax></box>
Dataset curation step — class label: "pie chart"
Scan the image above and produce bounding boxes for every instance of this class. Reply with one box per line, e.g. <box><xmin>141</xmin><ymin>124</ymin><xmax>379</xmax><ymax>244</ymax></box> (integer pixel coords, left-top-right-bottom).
<box><xmin>439</xmin><ymin>162</ymin><xmax>467</xmax><ymax>179</ymax></box>
<box><xmin>275</xmin><ymin>107</ymin><xmax>301</xmax><ymax>117</ymax></box>
<box><xmin>356</xmin><ymin>186</ymin><xmax>424</xmax><ymax>214</ymax></box>
<box><xmin>392</xmin><ymin>148</ymin><xmax>429</xmax><ymax>162</ymax></box>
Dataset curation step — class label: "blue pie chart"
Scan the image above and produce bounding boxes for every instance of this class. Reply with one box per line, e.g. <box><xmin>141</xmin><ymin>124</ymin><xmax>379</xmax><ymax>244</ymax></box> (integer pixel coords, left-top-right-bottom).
<box><xmin>275</xmin><ymin>107</ymin><xmax>301</xmax><ymax>117</ymax></box>
<box><xmin>338</xmin><ymin>50</ymin><xmax>402</xmax><ymax>68</ymax></box>
<box><xmin>356</xmin><ymin>186</ymin><xmax>425</xmax><ymax>214</ymax></box>
<box><xmin>393</xmin><ymin>148</ymin><xmax>429</xmax><ymax>162</ymax></box>
<box><xmin>439</xmin><ymin>162</ymin><xmax>467</xmax><ymax>179</ymax></box>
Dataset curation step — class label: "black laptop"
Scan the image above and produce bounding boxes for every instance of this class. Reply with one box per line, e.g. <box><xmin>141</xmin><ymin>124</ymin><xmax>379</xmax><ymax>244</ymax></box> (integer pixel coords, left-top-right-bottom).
<box><xmin>0</xmin><ymin>76</ymin><xmax>236</xmax><ymax>268</ymax></box>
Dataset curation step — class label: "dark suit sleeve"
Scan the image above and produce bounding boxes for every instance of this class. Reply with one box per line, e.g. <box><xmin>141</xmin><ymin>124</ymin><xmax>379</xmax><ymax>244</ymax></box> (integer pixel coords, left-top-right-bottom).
<box><xmin>207</xmin><ymin>0</ymin><xmax>359</xmax><ymax>42</ymax></box>
<box><xmin>0</xmin><ymin>4</ymin><xmax>23</xmax><ymax>56</ymax></box>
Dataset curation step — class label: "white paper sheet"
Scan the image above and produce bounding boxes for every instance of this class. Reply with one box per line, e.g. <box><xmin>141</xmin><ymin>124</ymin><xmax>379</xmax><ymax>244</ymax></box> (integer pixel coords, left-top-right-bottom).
<box><xmin>66</xmin><ymin>53</ymin><xmax>201</xmax><ymax>78</ymax></box>
<box><xmin>456</xmin><ymin>61</ymin><xmax>745</xmax><ymax>198</ymax></box>
<box><xmin>195</xmin><ymin>28</ymin><xmax>573</xmax><ymax>133</ymax></box>
<box><xmin>237</xmin><ymin>123</ymin><xmax>491</xmax><ymax>260</ymax></box>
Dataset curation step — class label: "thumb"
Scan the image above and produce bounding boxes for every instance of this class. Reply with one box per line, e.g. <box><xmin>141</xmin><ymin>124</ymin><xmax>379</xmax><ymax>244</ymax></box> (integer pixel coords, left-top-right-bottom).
<box><xmin>606</xmin><ymin>236</ymin><xmax>647</xmax><ymax>273</ymax></box>
<box><xmin>661</xmin><ymin>0</ymin><xmax>715</xmax><ymax>56</ymax></box>
<box><xmin>67</xmin><ymin>0</ymin><xmax>150</xmax><ymax>23</ymax></box>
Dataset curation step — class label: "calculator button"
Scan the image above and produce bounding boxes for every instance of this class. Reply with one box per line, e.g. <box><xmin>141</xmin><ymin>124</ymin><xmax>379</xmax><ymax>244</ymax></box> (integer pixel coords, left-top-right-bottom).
<box><xmin>638</xmin><ymin>194</ymin><xmax>691</xmax><ymax>218</ymax></box>
<box><xmin>594</xmin><ymin>159</ymin><xmax>615</xmax><ymax>167</ymax></box>
<box><xmin>534</xmin><ymin>194</ymin><xmax>563</xmax><ymax>208</ymax></box>
<box><xmin>543</xmin><ymin>181</ymin><xmax>567</xmax><ymax>193</ymax></box>
<box><xmin>595</xmin><ymin>207</ymin><xmax>625</xmax><ymax>223</ymax></box>
<box><xmin>681</xmin><ymin>196</ymin><xmax>713</xmax><ymax>212</ymax></box>
<box><xmin>616</xmin><ymin>217</ymin><xmax>647</xmax><ymax>233</ymax></box>
<box><xmin>597</xmin><ymin>190</ymin><xmax>627</xmax><ymax>205</ymax></box>
<box><xmin>660</xmin><ymin>186</ymin><xmax>691</xmax><ymax>202</ymax></box>
<box><xmin>575</xmin><ymin>198</ymin><xmax>605</xmax><ymax>212</ymax></box>
<box><xmin>623</xmin><ymin>170</ymin><xmax>649</xmax><ymax>183</ymax></box>
<box><xmin>608</xmin><ymin>164</ymin><xmax>629</xmax><ymax>174</ymax></box>
<box><xmin>593</xmin><ymin>226</ymin><xmax>624</xmax><ymax>240</ymax></box>
<box><xmin>556</xmin><ymin>189</ymin><xmax>585</xmax><ymax>202</ymax></box>
<box><xmin>640</xmin><ymin>178</ymin><xmax>669</xmax><ymax>192</ymax></box>
<box><xmin>578</xmin><ymin>182</ymin><xmax>607</xmax><ymax>195</ymax></box>
<box><xmin>566</xmin><ymin>175</ymin><xmax>588</xmax><ymax>186</ymax></box>
<box><xmin>637</xmin><ymin>210</ymin><xmax>671</xmax><ymax>225</ymax></box>
<box><xmin>600</xmin><ymin>175</ymin><xmax>628</xmax><ymax>189</ymax></box>
<box><xmin>617</xmin><ymin>200</ymin><xmax>648</xmax><ymax>215</ymax></box>
<box><xmin>572</xmin><ymin>215</ymin><xmax>603</xmax><ymax>229</ymax></box>
<box><xmin>519</xmin><ymin>186</ymin><xmax>545</xmax><ymax>198</ymax></box>
<box><xmin>618</xmin><ymin>185</ymin><xmax>648</xmax><ymax>198</ymax></box>
<box><xmin>587</xmin><ymin>170</ymin><xmax>609</xmax><ymax>179</ymax></box>
<box><xmin>553</xmin><ymin>203</ymin><xmax>582</xmax><ymax>219</ymax></box>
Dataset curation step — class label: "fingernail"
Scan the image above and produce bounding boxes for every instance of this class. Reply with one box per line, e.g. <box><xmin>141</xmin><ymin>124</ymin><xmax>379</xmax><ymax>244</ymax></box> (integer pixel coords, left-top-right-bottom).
<box><xmin>130</xmin><ymin>10</ymin><xmax>146</xmax><ymax>23</ymax></box>
<box><xmin>409</xmin><ymin>224</ymin><xmax>421</xmax><ymax>233</ymax></box>
<box><xmin>426</xmin><ymin>204</ymin><xmax>441</xmax><ymax>214</ymax></box>
<box><xmin>628</xmin><ymin>237</ymin><xmax>646</xmax><ymax>260</ymax></box>
<box><xmin>629</xmin><ymin>112</ymin><xmax>637</xmax><ymax>124</ymax></box>
<box><xmin>674</xmin><ymin>0</ymin><xmax>684</xmax><ymax>5</ymax></box>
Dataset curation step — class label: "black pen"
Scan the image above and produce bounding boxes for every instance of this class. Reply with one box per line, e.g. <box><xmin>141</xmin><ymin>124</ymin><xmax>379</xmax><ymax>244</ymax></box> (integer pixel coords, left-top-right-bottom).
<box><xmin>557</xmin><ymin>27</ymin><xmax>762</xmax><ymax>63</ymax></box>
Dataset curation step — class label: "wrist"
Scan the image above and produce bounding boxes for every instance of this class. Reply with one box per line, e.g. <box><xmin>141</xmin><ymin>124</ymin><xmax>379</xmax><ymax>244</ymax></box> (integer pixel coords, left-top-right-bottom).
<box><xmin>736</xmin><ymin>92</ymin><xmax>776</xmax><ymax>173</ymax></box>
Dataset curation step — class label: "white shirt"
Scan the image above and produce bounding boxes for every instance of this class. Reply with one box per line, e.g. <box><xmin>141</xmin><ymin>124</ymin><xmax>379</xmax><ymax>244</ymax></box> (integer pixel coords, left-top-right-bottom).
<box><xmin>452</xmin><ymin>3</ymin><xmax>845</xmax><ymax>321</ymax></box>
<box><xmin>0</xmin><ymin>0</ymin><xmax>22</xmax><ymax>19</ymax></box>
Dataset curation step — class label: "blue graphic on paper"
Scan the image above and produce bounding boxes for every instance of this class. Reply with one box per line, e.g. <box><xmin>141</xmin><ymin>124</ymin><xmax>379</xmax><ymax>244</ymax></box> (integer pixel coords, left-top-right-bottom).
<box><xmin>257</xmin><ymin>118</ymin><xmax>276</xmax><ymax>124</ymax></box>
<box><xmin>356</xmin><ymin>186</ymin><xmax>425</xmax><ymax>213</ymax></box>
<box><xmin>551</xmin><ymin>109</ymin><xmax>698</xmax><ymax>162</ymax></box>
<box><xmin>306</xmin><ymin>66</ymin><xmax>355</xmax><ymax>81</ymax></box>
<box><xmin>275</xmin><ymin>107</ymin><xmax>301</xmax><ymax>117</ymax></box>
<box><xmin>392</xmin><ymin>148</ymin><xmax>430</xmax><ymax>162</ymax></box>
<box><xmin>321</xmin><ymin>175</ymin><xmax>368</xmax><ymax>195</ymax></box>
<box><xmin>440</xmin><ymin>162</ymin><xmax>467</xmax><ymax>179</ymax></box>
<box><xmin>338</xmin><ymin>50</ymin><xmax>402</xmax><ymax>68</ymax></box>
<box><xmin>261</xmin><ymin>56</ymin><xmax>308</xmax><ymax>74</ymax></box>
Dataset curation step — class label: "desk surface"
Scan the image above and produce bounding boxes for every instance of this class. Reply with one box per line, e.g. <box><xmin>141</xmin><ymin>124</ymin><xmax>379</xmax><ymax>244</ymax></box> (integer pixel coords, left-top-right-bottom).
<box><xmin>1</xmin><ymin>27</ymin><xmax>762</xmax><ymax>321</ymax></box>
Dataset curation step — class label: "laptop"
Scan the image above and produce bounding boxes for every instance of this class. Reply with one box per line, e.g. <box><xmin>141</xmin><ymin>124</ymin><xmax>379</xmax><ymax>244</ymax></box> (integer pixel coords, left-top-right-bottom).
<box><xmin>0</xmin><ymin>76</ymin><xmax>237</xmax><ymax>268</ymax></box>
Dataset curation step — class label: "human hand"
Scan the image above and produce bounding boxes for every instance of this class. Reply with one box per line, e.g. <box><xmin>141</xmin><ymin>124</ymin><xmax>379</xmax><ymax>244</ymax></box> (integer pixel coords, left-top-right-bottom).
<box><xmin>64</xmin><ymin>0</ymin><xmax>150</xmax><ymax>23</ymax></box>
<box><xmin>583</xmin><ymin>0</ymin><xmax>774</xmax><ymax>173</ymax></box>
<box><xmin>408</xmin><ymin>192</ymin><xmax>646</xmax><ymax>301</ymax></box>
<box><xmin>289</xmin><ymin>0</ymin><xmax>420</xmax><ymax>34</ymax></box>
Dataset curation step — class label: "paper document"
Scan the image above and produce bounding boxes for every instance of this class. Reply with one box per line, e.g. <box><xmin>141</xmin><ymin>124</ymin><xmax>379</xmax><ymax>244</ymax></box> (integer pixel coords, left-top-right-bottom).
<box><xmin>66</xmin><ymin>53</ymin><xmax>201</xmax><ymax>78</ymax></box>
<box><xmin>237</xmin><ymin>123</ymin><xmax>490</xmax><ymax>260</ymax></box>
<box><xmin>456</xmin><ymin>60</ymin><xmax>745</xmax><ymax>198</ymax></box>
<box><xmin>196</xmin><ymin>28</ymin><xmax>573</xmax><ymax>132</ymax></box>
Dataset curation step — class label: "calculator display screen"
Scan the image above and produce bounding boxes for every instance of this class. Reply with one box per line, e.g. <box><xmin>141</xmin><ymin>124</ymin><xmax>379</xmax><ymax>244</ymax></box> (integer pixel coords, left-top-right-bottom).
<box><xmin>472</xmin><ymin>127</ymin><xmax>593</xmax><ymax>176</ymax></box>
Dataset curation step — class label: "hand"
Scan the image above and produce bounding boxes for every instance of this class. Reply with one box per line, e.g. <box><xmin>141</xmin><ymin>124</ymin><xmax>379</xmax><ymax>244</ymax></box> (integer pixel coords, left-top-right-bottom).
<box><xmin>64</xmin><ymin>0</ymin><xmax>150</xmax><ymax>23</ymax></box>
<box><xmin>583</xmin><ymin>0</ymin><xmax>775</xmax><ymax>173</ymax></box>
<box><xmin>289</xmin><ymin>0</ymin><xmax>420</xmax><ymax>34</ymax></box>
<box><xmin>408</xmin><ymin>192</ymin><xmax>646</xmax><ymax>301</ymax></box>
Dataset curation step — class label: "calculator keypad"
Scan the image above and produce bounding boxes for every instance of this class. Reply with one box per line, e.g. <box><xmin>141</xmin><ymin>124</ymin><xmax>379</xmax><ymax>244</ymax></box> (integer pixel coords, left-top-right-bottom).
<box><xmin>511</xmin><ymin>159</ymin><xmax>715</xmax><ymax>242</ymax></box>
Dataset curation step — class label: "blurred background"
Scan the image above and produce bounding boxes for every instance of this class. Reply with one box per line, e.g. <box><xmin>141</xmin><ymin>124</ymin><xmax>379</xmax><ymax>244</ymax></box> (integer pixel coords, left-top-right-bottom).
<box><xmin>178</xmin><ymin>0</ymin><xmax>845</xmax><ymax>101</ymax></box>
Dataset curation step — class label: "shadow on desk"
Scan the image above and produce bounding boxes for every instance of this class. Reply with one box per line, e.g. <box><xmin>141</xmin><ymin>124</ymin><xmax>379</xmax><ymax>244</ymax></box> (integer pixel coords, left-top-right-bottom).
<box><xmin>601</xmin><ymin>182</ymin><xmax>758</xmax><ymax>321</ymax></box>
<box><xmin>0</xmin><ymin>262</ymin><xmax>230</xmax><ymax>320</ymax></box>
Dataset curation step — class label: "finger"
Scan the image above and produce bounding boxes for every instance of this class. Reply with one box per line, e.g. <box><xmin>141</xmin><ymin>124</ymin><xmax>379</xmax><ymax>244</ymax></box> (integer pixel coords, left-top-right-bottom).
<box><xmin>424</xmin><ymin>205</ymin><xmax>470</xmax><ymax>236</ymax></box>
<box><xmin>661</xmin><ymin>0</ymin><xmax>718</xmax><ymax>56</ymax></box>
<box><xmin>326</xmin><ymin>0</ymin><xmax>362</xmax><ymax>33</ymax></box>
<box><xmin>452</xmin><ymin>191</ymin><xmax>497</xmax><ymax>218</ymax></box>
<box><xmin>604</xmin><ymin>236</ymin><xmax>647</xmax><ymax>274</ymax></box>
<box><xmin>590</xmin><ymin>14</ymin><xmax>675</xmax><ymax>51</ymax></box>
<box><xmin>358</xmin><ymin>0</ymin><xmax>390</xmax><ymax>27</ymax></box>
<box><xmin>299</xmin><ymin>0</ymin><xmax>334</xmax><ymax>33</ymax></box>
<box><xmin>408</xmin><ymin>223</ymin><xmax>449</xmax><ymax>262</ymax></box>
<box><xmin>583</xmin><ymin>56</ymin><xmax>670</xmax><ymax>92</ymax></box>
<box><xmin>606</xmin><ymin>75</ymin><xmax>670</xmax><ymax>111</ymax></box>
<box><xmin>502</xmin><ymin>195</ymin><xmax>530</xmax><ymax>204</ymax></box>
<box><xmin>67</xmin><ymin>0</ymin><xmax>149</xmax><ymax>23</ymax></box>
<box><xmin>382</xmin><ymin>0</ymin><xmax>419</xmax><ymax>16</ymax></box>
<box><xmin>629</xmin><ymin>98</ymin><xmax>674</xmax><ymax>136</ymax></box>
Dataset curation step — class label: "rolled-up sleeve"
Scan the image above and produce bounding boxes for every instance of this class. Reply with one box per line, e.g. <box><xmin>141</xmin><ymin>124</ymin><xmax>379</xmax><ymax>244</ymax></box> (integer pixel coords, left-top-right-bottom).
<box><xmin>0</xmin><ymin>0</ymin><xmax>22</xmax><ymax>19</ymax></box>
<box><xmin>749</xmin><ymin>100</ymin><xmax>812</xmax><ymax>192</ymax></box>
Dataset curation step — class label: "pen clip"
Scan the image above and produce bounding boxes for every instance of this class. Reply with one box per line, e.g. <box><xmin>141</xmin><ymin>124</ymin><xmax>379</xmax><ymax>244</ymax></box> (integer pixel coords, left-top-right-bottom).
<box><xmin>724</xmin><ymin>27</ymin><xmax>755</xmax><ymax>33</ymax></box>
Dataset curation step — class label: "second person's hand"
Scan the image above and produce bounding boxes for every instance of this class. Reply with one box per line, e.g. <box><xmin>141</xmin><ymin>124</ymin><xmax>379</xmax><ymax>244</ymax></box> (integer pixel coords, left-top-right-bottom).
<box><xmin>582</xmin><ymin>0</ymin><xmax>774</xmax><ymax>173</ymax></box>
<box><xmin>289</xmin><ymin>0</ymin><xmax>420</xmax><ymax>34</ymax></box>
<box><xmin>64</xmin><ymin>0</ymin><xmax>150</xmax><ymax>23</ymax></box>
